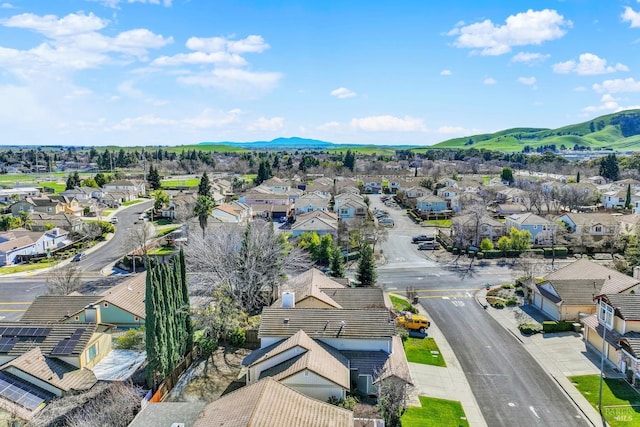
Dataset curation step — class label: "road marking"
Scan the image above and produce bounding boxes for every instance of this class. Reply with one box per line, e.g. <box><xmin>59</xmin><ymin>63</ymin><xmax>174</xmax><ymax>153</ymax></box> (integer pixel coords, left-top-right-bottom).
<box><xmin>529</xmin><ymin>406</ymin><xmax>540</xmax><ymax>419</ymax></box>
<box><xmin>390</xmin><ymin>288</ymin><xmax>480</xmax><ymax>293</ymax></box>
<box><xmin>466</xmin><ymin>292</ymin><xmax>472</xmax><ymax>298</ymax></box>
<box><xmin>508</xmin><ymin>402</ymin><xmax>516</xmax><ymax>407</ymax></box>
<box><xmin>387</xmin><ymin>287</ymin><xmax>397</xmax><ymax>290</ymax></box>
<box><xmin>416</xmin><ymin>295</ymin><xmax>473</xmax><ymax>299</ymax></box>
<box><xmin>0</xmin><ymin>309</ymin><xmax>27</xmax><ymax>312</ymax></box>
<box><xmin>441</xmin><ymin>297</ymin><xmax>450</xmax><ymax>299</ymax></box>
<box><xmin>452</xmin><ymin>301</ymin><xmax>465</xmax><ymax>307</ymax></box>
<box><xmin>0</xmin><ymin>302</ymin><xmax>31</xmax><ymax>305</ymax></box>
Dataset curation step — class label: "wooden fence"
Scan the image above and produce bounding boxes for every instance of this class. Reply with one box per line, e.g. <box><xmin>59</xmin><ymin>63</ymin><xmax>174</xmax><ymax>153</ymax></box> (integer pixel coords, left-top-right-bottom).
<box><xmin>149</xmin><ymin>348</ymin><xmax>198</xmax><ymax>403</ymax></box>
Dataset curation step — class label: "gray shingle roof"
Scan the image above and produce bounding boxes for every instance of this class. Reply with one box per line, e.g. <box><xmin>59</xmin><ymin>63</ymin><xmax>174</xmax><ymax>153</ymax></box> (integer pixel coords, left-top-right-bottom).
<box><xmin>602</xmin><ymin>294</ymin><xmax>640</xmax><ymax>320</ymax></box>
<box><xmin>259</xmin><ymin>308</ymin><xmax>394</xmax><ymax>340</ymax></box>
<box><xmin>193</xmin><ymin>378</ymin><xmax>353</xmax><ymax>427</ymax></box>
<box><xmin>544</xmin><ymin>279</ymin><xmax>604</xmax><ymax>306</ymax></box>
<box><xmin>319</xmin><ymin>288</ymin><xmax>388</xmax><ymax>310</ymax></box>
<box><xmin>545</xmin><ymin>259</ymin><xmax>639</xmax><ymax>295</ymax></box>
<box><xmin>20</xmin><ymin>296</ymin><xmax>99</xmax><ymax>323</ymax></box>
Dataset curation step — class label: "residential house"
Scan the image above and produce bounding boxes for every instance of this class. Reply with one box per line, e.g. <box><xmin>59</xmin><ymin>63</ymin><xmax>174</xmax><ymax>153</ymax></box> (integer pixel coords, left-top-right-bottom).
<box><xmin>20</xmin><ymin>273</ymin><xmax>146</xmax><ymax>329</ymax></box>
<box><xmin>11</xmin><ymin>197</ymin><xmax>65</xmax><ymax>216</ymax></box>
<box><xmin>29</xmin><ymin>212</ymin><xmax>83</xmax><ymax>232</ymax></box>
<box><xmin>305</xmin><ymin>180</ymin><xmax>333</xmax><ymax>197</ymax></box>
<box><xmin>50</xmin><ymin>196</ymin><xmax>83</xmax><ymax>216</ymax></box>
<box><xmin>0</xmin><ymin>187</ymin><xmax>41</xmax><ymax>203</ymax></box>
<box><xmin>403</xmin><ymin>186</ymin><xmax>428</xmax><ymax>199</ymax></box>
<box><xmin>295</xmin><ymin>193</ymin><xmax>330</xmax><ymax>214</ymax></box>
<box><xmin>261</xmin><ymin>177</ymin><xmax>291</xmax><ymax>192</ymax></box>
<box><xmin>505</xmin><ymin>213</ymin><xmax>556</xmax><ymax>245</ymax></box>
<box><xmin>452</xmin><ymin>213</ymin><xmax>507</xmax><ymax>246</ymax></box>
<box><xmin>416</xmin><ymin>194</ymin><xmax>448</xmax><ymax>213</ymax></box>
<box><xmin>617</xmin><ymin>214</ymin><xmax>640</xmax><ymax>235</ymax></box>
<box><xmin>241</xmin><ymin>191</ymin><xmax>292</xmax><ymax>220</ymax></box>
<box><xmin>211</xmin><ymin>203</ymin><xmax>245</xmax><ymax>223</ymax></box>
<box><xmin>0</xmin><ymin>322</ymin><xmax>112</xmax><ymax>417</ymax></box>
<box><xmin>584</xmin><ymin>293</ymin><xmax>640</xmax><ymax>385</ymax></box>
<box><xmin>362</xmin><ymin>180</ymin><xmax>382</xmax><ymax>194</ymax></box>
<box><xmin>193</xmin><ymin>378</ymin><xmax>354</xmax><ymax>427</ymax></box>
<box><xmin>526</xmin><ymin>259</ymin><xmax>640</xmax><ymax>321</ymax></box>
<box><xmin>435</xmin><ymin>187</ymin><xmax>459</xmax><ymax>207</ymax></box>
<box><xmin>588</xmin><ymin>176</ymin><xmax>607</xmax><ymax>185</ymax></box>
<box><xmin>103</xmin><ymin>179</ymin><xmax>145</xmax><ymax>194</ymax></box>
<box><xmin>492</xmin><ymin>203</ymin><xmax>527</xmax><ymax>216</ymax></box>
<box><xmin>0</xmin><ymin>236</ymin><xmax>36</xmax><ymax>266</ymax></box>
<box><xmin>557</xmin><ymin>213</ymin><xmax>620</xmax><ymax>247</ymax></box>
<box><xmin>291</xmin><ymin>211</ymin><xmax>339</xmax><ymax>238</ymax></box>
<box><xmin>100</xmin><ymin>190</ymin><xmax>137</xmax><ymax>207</ymax></box>
<box><xmin>602</xmin><ymin>188</ymin><xmax>637</xmax><ymax>210</ymax></box>
<box><xmin>333</xmin><ymin>193</ymin><xmax>368</xmax><ymax>222</ymax></box>
<box><xmin>59</xmin><ymin>187</ymin><xmax>104</xmax><ymax>201</ymax></box>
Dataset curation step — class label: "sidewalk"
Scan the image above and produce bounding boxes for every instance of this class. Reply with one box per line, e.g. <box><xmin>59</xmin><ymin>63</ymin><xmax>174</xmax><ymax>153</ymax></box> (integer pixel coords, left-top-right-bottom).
<box><xmin>476</xmin><ymin>287</ymin><xmax>613</xmax><ymax>427</ymax></box>
<box><xmin>398</xmin><ymin>295</ymin><xmax>487</xmax><ymax>426</ymax></box>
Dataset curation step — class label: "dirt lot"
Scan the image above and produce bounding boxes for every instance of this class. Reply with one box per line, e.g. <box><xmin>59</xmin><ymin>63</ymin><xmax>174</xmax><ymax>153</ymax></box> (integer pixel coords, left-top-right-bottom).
<box><xmin>165</xmin><ymin>346</ymin><xmax>251</xmax><ymax>404</ymax></box>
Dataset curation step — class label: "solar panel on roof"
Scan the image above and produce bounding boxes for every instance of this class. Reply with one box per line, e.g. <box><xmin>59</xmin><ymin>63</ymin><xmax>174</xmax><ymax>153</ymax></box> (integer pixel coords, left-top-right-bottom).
<box><xmin>0</xmin><ymin>337</ymin><xmax>17</xmax><ymax>353</ymax></box>
<box><xmin>0</xmin><ymin>328</ymin><xmax>6</xmax><ymax>335</ymax></box>
<box><xmin>0</xmin><ymin>373</ymin><xmax>52</xmax><ymax>411</ymax></box>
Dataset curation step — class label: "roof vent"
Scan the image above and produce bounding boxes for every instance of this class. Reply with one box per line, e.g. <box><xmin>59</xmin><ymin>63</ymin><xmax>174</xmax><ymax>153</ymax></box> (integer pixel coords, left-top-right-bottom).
<box><xmin>283</xmin><ymin>318</ymin><xmax>289</xmax><ymax>324</ymax></box>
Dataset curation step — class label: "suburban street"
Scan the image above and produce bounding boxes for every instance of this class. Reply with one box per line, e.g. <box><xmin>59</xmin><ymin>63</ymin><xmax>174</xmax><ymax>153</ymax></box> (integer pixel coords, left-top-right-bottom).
<box><xmin>371</xmin><ymin>196</ymin><xmax>589</xmax><ymax>426</ymax></box>
<box><xmin>0</xmin><ymin>200</ymin><xmax>155</xmax><ymax>321</ymax></box>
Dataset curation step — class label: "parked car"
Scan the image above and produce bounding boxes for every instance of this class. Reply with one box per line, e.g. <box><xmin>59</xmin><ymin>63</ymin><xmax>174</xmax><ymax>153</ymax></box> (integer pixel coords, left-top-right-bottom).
<box><xmin>379</xmin><ymin>217</ymin><xmax>395</xmax><ymax>227</ymax></box>
<box><xmin>418</xmin><ymin>241</ymin><xmax>440</xmax><ymax>250</ymax></box>
<box><xmin>397</xmin><ymin>311</ymin><xmax>430</xmax><ymax>334</ymax></box>
<box><xmin>110</xmin><ymin>216</ymin><xmax>118</xmax><ymax>224</ymax></box>
<box><xmin>412</xmin><ymin>234</ymin><xmax>433</xmax><ymax>243</ymax></box>
<box><xmin>71</xmin><ymin>253</ymin><xmax>85</xmax><ymax>262</ymax></box>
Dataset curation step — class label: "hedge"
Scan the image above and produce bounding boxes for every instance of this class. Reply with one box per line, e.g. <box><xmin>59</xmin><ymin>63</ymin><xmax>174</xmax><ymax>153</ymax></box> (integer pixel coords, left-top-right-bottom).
<box><xmin>543</xmin><ymin>247</ymin><xmax>568</xmax><ymax>258</ymax></box>
<box><xmin>484</xmin><ymin>250</ymin><xmax>502</xmax><ymax>259</ymax></box>
<box><xmin>542</xmin><ymin>320</ymin><xmax>575</xmax><ymax>333</ymax></box>
<box><xmin>476</xmin><ymin>252</ymin><xmax>484</xmax><ymax>259</ymax></box>
<box><xmin>519</xmin><ymin>322</ymin><xmax>542</xmax><ymax>335</ymax></box>
<box><xmin>345</xmin><ymin>252</ymin><xmax>361</xmax><ymax>261</ymax></box>
<box><xmin>527</xmin><ymin>249</ymin><xmax>544</xmax><ymax>256</ymax></box>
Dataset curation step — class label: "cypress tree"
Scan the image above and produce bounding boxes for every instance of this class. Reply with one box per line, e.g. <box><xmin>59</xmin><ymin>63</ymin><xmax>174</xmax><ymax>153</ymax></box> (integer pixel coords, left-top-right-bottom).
<box><xmin>161</xmin><ymin>264</ymin><xmax>179</xmax><ymax>372</ymax></box>
<box><xmin>178</xmin><ymin>249</ymin><xmax>193</xmax><ymax>352</ymax></box>
<box><xmin>198</xmin><ymin>171</ymin><xmax>211</xmax><ymax>197</ymax></box>
<box><xmin>625</xmin><ymin>183</ymin><xmax>632</xmax><ymax>210</ymax></box>
<box><xmin>146</xmin><ymin>267</ymin><xmax>168</xmax><ymax>387</ymax></box>
<box><xmin>356</xmin><ymin>243</ymin><xmax>377</xmax><ymax>287</ymax></box>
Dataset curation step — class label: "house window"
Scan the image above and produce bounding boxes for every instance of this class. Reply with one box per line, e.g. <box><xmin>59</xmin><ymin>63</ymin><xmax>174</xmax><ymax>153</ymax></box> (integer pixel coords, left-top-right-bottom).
<box><xmin>595</xmin><ymin>226</ymin><xmax>602</xmax><ymax>233</ymax></box>
<box><xmin>340</xmin><ymin>209</ymin><xmax>348</xmax><ymax>215</ymax></box>
<box><xmin>87</xmin><ymin>343</ymin><xmax>98</xmax><ymax>362</ymax></box>
<box><xmin>598</xmin><ymin>301</ymin><xmax>614</xmax><ymax>329</ymax></box>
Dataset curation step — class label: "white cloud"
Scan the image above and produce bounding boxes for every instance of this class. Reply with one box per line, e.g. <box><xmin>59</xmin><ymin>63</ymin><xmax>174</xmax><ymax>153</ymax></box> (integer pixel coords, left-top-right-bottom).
<box><xmin>152</xmin><ymin>51</ymin><xmax>247</xmax><ymax>67</ymax></box>
<box><xmin>93</xmin><ymin>0</ymin><xmax>172</xmax><ymax>8</ymax></box>
<box><xmin>483</xmin><ymin>77</ymin><xmax>497</xmax><ymax>85</ymax></box>
<box><xmin>553</xmin><ymin>53</ymin><xmax>628</xmax><ymax>75</ymax></box>
<box><xmin>178</xmin><ymin>68</ymin><xmax>281</xmax><ymax>94</ymax></box>
<box><xmin>440</xmin><ymin>69</ymin><xmax>452</xmax><ymax>76</ymax></box>
<box><xmin>573</xmin><ymin>86</ymin><xmax>587</xmax><ymax>92</ymax></box>
<box><xmin>317</xmin><ymin>121</ymin><xmax>340</xmax><ymax>131</ymax></box>
<box><xmin>153</xmin><ymin>35</ymin><xmax>267</xmax><ymax>66</ymax></box>
<box><xmin>350</xmin><ymin>115</ymin><xmax>426</xmax><ymax>132</ymax></box>
<box><xmin>511</xmin><ymin>51</ymin><xmax>549</xmax><ymax>64</ymax></box>
<box><xmin>0</xmin><ymin>12</ymin><xmax>172</xmax><ymax>78</ymax></box>
<box><xmin>622</xmin><ymin>6</ymin><xmax>640</xmax><ymax>28</ymax></box>
<box><xmin>330</xmin><ymin>87</ymin><xmax>356</xmax><ymax>99</ymax></box>
<box><xmin>582</xmin><ymin>94</ymin><xmax>640</xmax><ymax>113</ymax></box>
<box><xmin>1</xmin><ymin>3</ymin><xmax>14</xmax><ymax>8</ymax></box>
<box><xmin>448</xmin><ymin>9</ymin><xmax>571</xmax><ymax>55</ymax></box>
<box><xmin>113</xmin><ymin>108</ymin><xmax>240</xmax><ymax>131</ymax></box>
<box><xmin>518</xmin><ymin>76</ymin><xmax>537</xmax><ymax>86</ymax></box>
<box><xmin>117</xmin><ymin>80</ymin><xmax>167</xmax><ymax>106</ymax></box>
<box><xmin>248</xmin><ymin>116</ymin><xmax>284</xmax><ymax>131</ymax></box>
<box><xmin>593</xmin><ymin>77</ymin><xmax>640</xmax><ymax>93</ymax></box>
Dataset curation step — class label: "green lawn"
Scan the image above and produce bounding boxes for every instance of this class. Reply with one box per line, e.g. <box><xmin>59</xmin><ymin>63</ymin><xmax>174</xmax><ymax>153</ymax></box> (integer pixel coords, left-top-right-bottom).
<box><xmin>389</xmin><ymin>294</ymin><xmax>416</xmax><ymax>314</ymax></box>
<box><xmin>571</xmin><ymin>375</ymin><xmax>640</xmax><ymax>426</ymax></box>
<box><xmin>402</xmin><ymin>396</ymin><xmax>468</xmax><ymax>427</ymax></box>
<box><xmin>122</xmin><ymin>199</ymin><xmax>143</xmax><ymax>206</ymax></box>
<box><xmin>157</xmin><ymin>225</ymin><xmax>182</xmax><ymax>237</ymax></box>
<box><xmin>152</xmin><ymin>218</ymin><xmax>174</xmax><ymax>226</ymax></box>
<box><xmin>403</xmin><ymin>337</ymin><xmax>446</xmax><ymax>367</ymax></box>
<box><xmin>149</xmin><ymin>246</ymin><xmax>175</xmax><ymax>255</ymax></box>
<box><xmin>0</xmin><ymin>260</ymin><xmax>58</xmax><ymax>275</ymax></box>
<box><xmin>161</xmin><ymin>178</ymin><xmax>200</xmax><ymax>187</ymax></box>
<box><xmin>39</xmin><ymin>181</ymin><xmax>66</xmax><ymax>193</ymax></box>
<box><xmin>423</xmin><ymin>219</ymin><xmax>452</xmax><ymax>227</ymax></box>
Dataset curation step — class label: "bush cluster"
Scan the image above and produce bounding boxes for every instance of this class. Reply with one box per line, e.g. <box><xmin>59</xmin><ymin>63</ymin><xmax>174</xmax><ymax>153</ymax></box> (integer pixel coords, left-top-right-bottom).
<box><xmin>542</xmin><ymin>320</ymin><xmax>575</xmax><ymax>333</ymax></box>
<box><xmin>519</xmin><ymin>322</ymin><xmax>542</xmax><ymax>335</ymax></box>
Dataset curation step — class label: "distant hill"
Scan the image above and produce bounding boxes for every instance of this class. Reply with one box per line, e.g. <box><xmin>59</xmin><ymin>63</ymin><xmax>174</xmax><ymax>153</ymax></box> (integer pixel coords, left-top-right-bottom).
<box><xmin>432</xmin><ymin>109</ymin><xmax>640</xmax><ymax>152</ymax></box>
<box><xmin>199</xmin><ymin>137</ymin><xmax>335</xmax><ymax>150</ymax></box>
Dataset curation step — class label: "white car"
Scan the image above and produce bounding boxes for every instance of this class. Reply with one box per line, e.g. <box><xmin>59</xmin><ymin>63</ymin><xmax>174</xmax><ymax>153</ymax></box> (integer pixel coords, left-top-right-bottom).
<box><xmin>110</xmin><ymin>216</ymin><xmax>118</xmax><ymax>224</ymax></box>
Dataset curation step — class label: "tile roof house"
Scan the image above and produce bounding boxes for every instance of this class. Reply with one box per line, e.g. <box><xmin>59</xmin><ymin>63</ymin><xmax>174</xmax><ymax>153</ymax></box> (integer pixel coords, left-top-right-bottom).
<box><xmin>452</xmin><ymin>213</ymin><xmax>507</xmax><ymax>246</ymax></box>
<box><xmin>333</xmin><ymin>193</ymin><xmax>368</xmax><ymax>222</ymax></box>
<box><xmin>505</xmin><ymin>212</ymin><xmax>556</xmax><ymax>245</ymax></box>
<box><xmin>29</xmin><ymin>212</ymin><xmax>83</xmax><ymax>232</ymax></box>
<box><xmin>290</xmin><ymin>211</ymin><xmax>339</xmax><ymax>238</ymax></box>
<box><xmin>0</xmin><ymin>236</ymin><xmax>36</xmax><ymax>266</ymax></box>
<box><xmin>295</xmin><ymin>193</ymin><xmax>330</xmax><ymax>214</ymax></box>
<box><xmin>194</xmin><ymin>377</ymin><xmax>353</xmax><ymax>427</ymax></box>
<box><xmin>10</xmin><ymin>197</ymin><xmax>65</xmax><ymax>216</ymax></box>
<box><xmin>527</xmin><ymin>259</ymin><xmax>640</xmax><ymax>321</ymax></box>
<box><xmin>584</xmin><ymin>293</ymin><xmax>640</xmax><ymax>386</ymax></box>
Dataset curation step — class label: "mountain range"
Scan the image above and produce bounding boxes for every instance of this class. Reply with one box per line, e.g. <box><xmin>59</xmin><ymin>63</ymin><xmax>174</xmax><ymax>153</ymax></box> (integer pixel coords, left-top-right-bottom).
<box><xmin>197</xmin><ymin>110</ymin><xmax>640</xmax><ymax>152</ymax></box>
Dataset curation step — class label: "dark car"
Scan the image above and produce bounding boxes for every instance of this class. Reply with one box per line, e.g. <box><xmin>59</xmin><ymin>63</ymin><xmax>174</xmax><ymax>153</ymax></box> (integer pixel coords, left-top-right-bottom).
<box><xmin>71</xmin><ymin>253</ymin><xmax>85</xmax><ymax>262</ymax></box>
<box><xmin>412</xmin><ymin>234</ymin><xmax>434</xmax><ymax>243</ymax></box>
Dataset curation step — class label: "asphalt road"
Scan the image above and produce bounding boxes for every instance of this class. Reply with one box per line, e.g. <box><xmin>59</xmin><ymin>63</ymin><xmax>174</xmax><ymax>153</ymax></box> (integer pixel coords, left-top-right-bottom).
<box><xmin>371</xmin><ymin>195</ymin><xmax>588</xmax><ymax>426</ymax></box>
<box><xmin>0</xmin><ymin>200</ymin><xmax>154</xmax><ymax>321</ymax></box>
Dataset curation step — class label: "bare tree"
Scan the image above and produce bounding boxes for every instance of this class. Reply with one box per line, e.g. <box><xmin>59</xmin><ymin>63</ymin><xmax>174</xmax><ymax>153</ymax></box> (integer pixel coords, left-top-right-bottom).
<box><xmin>186</xmin><ymin>221</ymin><xmax>312</xmax><ymax>314</ymax></box>
<box><xmin>64</xmin><ymin>382</ymin><xmax>142</xmax><ymax>427</ymax></box>
<box><xmin>46</xmin><ymin>263</ymin><xmax>82</xmax><ymax>295</ymax></box>
<box><xmin>373</xmin><ymin>368</ymin><xmax>412</xmax><ymax>427</ymax></box>
<box><xmin>122</xmin><ymin>221</ymin><xmax>154</xmax><ymax>272</ymax></box>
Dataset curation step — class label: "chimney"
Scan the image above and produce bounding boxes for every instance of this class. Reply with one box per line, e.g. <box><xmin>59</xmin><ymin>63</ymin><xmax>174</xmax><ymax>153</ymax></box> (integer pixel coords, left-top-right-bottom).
<box><xmin>282</xmin><ymin>292</ymin><xmax>295</xmax><ymax>308</ymax></box>
<box><xmin>634</xmin><ymin>266</ymin><xmax>640</xmax><ymax>280</ymax></box>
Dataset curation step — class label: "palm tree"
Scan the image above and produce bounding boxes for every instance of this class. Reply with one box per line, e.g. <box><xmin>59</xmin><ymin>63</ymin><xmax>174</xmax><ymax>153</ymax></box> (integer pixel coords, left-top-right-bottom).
<box><xmin>193</xmin><ymin>196</ymin><xmax>215</xmax><ymax>239</ymax></box>
<box><xmin>18</xmin><ymin>211</ymin><xmax>32</xmax><ymax>230</ymax></box>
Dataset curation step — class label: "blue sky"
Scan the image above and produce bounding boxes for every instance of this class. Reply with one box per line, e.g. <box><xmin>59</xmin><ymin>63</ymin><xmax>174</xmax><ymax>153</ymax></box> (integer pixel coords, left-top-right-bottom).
<box><xmin>1</xmin><ymin>1</ymin><xmax>640</xmax><ymax>147</ymax></box>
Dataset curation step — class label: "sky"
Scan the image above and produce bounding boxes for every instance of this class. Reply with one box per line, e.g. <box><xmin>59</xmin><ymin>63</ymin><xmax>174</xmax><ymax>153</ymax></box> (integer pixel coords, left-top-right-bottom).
<box><xmin>1</xmin><ymin>1</ymin><xmax>640</xmax><ymax>147</ymax></box>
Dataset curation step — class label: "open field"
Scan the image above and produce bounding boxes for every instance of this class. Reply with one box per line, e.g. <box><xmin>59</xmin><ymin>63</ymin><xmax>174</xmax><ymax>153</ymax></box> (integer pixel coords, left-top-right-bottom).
<box><xmin>161</xmin><ymin>178</ymin><xmax>200</xmax><ymax>187</ymax></box>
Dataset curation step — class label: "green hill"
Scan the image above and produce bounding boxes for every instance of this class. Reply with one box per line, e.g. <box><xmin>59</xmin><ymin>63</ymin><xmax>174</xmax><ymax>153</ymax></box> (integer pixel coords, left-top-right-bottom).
<box><xmin>432</xmin><ymin>110</ymin><xmax>640</xmax><ymax>152</ymax></box>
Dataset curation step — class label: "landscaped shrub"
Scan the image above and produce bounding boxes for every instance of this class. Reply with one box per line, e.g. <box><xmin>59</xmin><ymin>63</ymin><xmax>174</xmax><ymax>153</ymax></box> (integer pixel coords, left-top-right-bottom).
<box><xmin>515</xmin><ymin>287</ymin><xmax>525</xmax><ymax>297</ymax></box>
<box><xmin>505</xmin><ymin>297</ymin><xmax>518</xmax><ymax>307</ymax></box>
<box><xmin>227</xmin><ymin>328</ymin><xmax>246</xmax><ymax>347</ymax></box>
<box><xmin>452</xmin><ymin>248</ymin><xmax>459</xmax><ymax>254</ymax></box>
<box><xmin>476</xmin><ymin>252</ymin><xmax>484</xmax><ymax>259</ymax></box>
<box><xmin>484</xmin><ymin>250</ymin><xmax>502</xmax><ymax>259</ymax></box>
<box><xmin>500</xmin><ymin>283</ymin><xmax>514</xmax><ymax>289</ymax></box>
<box><xmin>519</xmin><ymin>322</ymin><xmax>542</xmax><ymax>335</ymax></box>
<box><xmin>542</xmin><ymin>320</ymin><xmax>575</xmax><ymax>333</ymax></box>
<box><xmin>527</xmin><ymin>249</ymin><xmax>544</xmax><ymax>256</ymax></box>
<box><xmin>490</xmin><ymin>299</ymin><xmax>505</xmax><ymax>309</ymax></box>
<box><xmin>543</xmin><ymin>247</ymin><xmax>568</xmax><ymax>258</ymax></box>
<box><xmin>486</xmin><ymin>288</ymin><xmax>500</xmax><ymax>297</ymax></box>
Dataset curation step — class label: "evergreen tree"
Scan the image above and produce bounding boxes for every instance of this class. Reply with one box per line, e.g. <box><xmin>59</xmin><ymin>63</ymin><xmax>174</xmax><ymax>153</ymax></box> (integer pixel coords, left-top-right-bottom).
<box><xmin>94</xmin><ymin>172</ymin><xmax>107</xmax><ymax>187</ymax></box>
<box><xmin>145</xmin><ymin>267</ymin><xmax>168</xmax><ymax>387</ymax></box>
<box><xmin>625</xmin><ymin>183</ymin><xmax>632</xmax><ymax>209</ymax></box>
<box><xmin>272</xmin><ymin>155</ymin><xmax>280</xmax><ymax>170</ymax></box>
<box><xmin>356</xmin><ymin>243</ymin><xmax>377</xmax><ymax>287</ymax></box>
<box><xmin>343</xmin><ymin>149</ymin><xmax>356</xmax><ymax>172</ymax></box>
<box><xmin>178</xmin><ymin>249</ymin><xmax>194</xmax><ymax>352</ymax></box>
<box><xmin>147</xmin><ymin>165</ymin><xmax>162</xmax><ymax>190</ymax></box>
<box><xmin>255</xmin><ymin>160</ymin><xmax>272</xmax><ymax>184</ymax></box>
<box><xmin>329</xmin><ymin>246</ymin><xmax>345</xmax><ymax>278</ymax></box>
<box><xmin>65</xmin><ymin>171</ymin><xmax>81</xmax><ymax>190</ymax></box>
<box><xmin>500</xmin><ymin>167</ymin><xmax>514</xmax><ymax>184</ymax></box>
<box><xmin>161</xmin><ymin>264</ymin><xmax>179</xmax><ymax>372</ymax></box>
<box><xmin>576</xmin><ymin>171</ymin><xmax>580</xmax><ymax>183</ymax></box>
<box><xmin>198</xmin><ymin>171</ymin><xmax>211</xmax><ymax>197</ymax></box>
<box><xmin>599</xmin><ymin>154</ymin><xmax>620</xmax><ymax>181</ymax></box>
<box><xmin>193</xmin><ymin>195</ymin><xmax>215</xmax><ymax>239</ymax></box>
